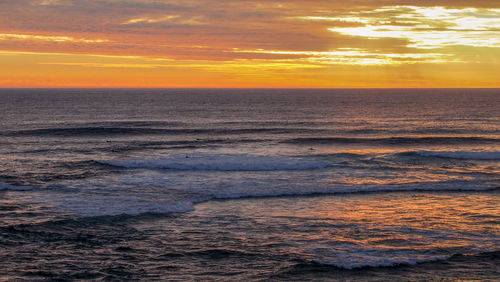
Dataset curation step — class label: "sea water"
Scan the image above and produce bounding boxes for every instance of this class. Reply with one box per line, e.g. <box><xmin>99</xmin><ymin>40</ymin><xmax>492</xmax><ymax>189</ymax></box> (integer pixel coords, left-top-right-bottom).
<box><xmin>0</xmin><ymin>89</ymin><xmax>498</xmax><ymax>280</ymax></box>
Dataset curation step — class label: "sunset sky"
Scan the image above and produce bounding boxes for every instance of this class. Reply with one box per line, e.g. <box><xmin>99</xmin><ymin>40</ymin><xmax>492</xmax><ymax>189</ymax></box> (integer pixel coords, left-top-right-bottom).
<box><xmin>1</xmin><ymin>0</ymin><xmax>499</xmax><ymax>87</ymax></box>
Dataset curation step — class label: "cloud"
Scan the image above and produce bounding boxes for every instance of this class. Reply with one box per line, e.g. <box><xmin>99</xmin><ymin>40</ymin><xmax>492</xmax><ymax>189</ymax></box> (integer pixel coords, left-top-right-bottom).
<box><xmin>232</xmin><ymin>48</ymin><xmax>454</xmax><ymax>65</ymax></box>
<box><xmin>314</xmin><ymin>6</ymin><xmax>500</xmax><ymax>49</ymax></box>
<box><xmin>122</xmin><ymin>15</ymin><xmax>205</xmax><ymax>26</ymax></box>
<box><xmin>124</xmin><ymin>15</ymin><xmax>181</xmax><ymax>24</ymax></box>
<box><xmin>0</xmin><ymin>1</ymin><xmax>499</xmax><ymax>87</ymax></box>
<box><xmin>0</xmin><ymin>33</ymin><xmax>109</xmax><ymax>43</ymax></box>
<box><xmin>2</xmin><ymin>2</ymin><xmax>498</xmax><ymax>64</ymax></box>
<box><xmin>39</xmin><ymin>0</ymin><xmax>62</xmax><ymax>5</ymax></box>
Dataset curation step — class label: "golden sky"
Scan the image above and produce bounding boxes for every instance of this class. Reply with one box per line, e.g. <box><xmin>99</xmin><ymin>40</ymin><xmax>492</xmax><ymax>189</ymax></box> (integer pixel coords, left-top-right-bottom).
<box><xmin>1</xmin><ymin>0</ymin><xmax>499</xmax><ymax>87</ymax></box>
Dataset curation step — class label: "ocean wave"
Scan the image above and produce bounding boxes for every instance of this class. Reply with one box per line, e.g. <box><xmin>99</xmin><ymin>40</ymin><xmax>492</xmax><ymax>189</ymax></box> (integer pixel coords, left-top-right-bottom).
<box><xmin>411</xmin><ymin>150</ymin><xmax>500</xmax><ymax>160</ymax></box>
<box><xmin>285</xmin><ymin>136</ymin><xmax>500</xmax><ymax>145</ymax></box>
<box><xmin>313</xmin><ymin>254</ymin><xmax>454</xmax><ymax>270</ymax></box>
<box><xmin>5</xmin><ymin>126</ymin><xmax>321</xmax><ymax>137</ymax></box>
<box><xmin>97</xmin><ymin>154</ymin><xmax>330</xmax><ymax>171</ymax></box>
<box><xmin>0</xmin><ymin>182</ymin><xmax>79</xmax><ymax>193</ymax></box>
<box><xmin>0</xmin><ymin>182</ymin><xmax>35</xmax><ymax>191</ymax></box>
<box><xmin>103</xmin><ymin>138</ymin><xmax>269</xmax><ymax>153</ymax></box>
<box><xmin>7</xmin><ymin>127</ymin><xmax>167</xmax><ymax>136</ymax></box>
<box><xmin>158</xmin><ymin>248</ymin><xmax>260</xmax><ymax>259</ymax></box>
<box><xmin>20</xmin><ymin>182</ymin><xmax>498</xmax><ymax>218</ymax></box>
<box><xmin>304</xmin><ymin>251</ymin><xmax>500</xmax><ymax>270</ymax></box>
<box><xmin>209</xmin><ymin>184</ymin><xmax>499</xmax><ymax>200</ymax></box>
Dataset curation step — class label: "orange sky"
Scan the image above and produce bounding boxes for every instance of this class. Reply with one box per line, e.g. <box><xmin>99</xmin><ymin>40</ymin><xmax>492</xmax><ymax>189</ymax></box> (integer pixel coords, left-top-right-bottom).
<box><xmin>1</xmin><ymin>1</ymin><xmax>499</xmax><ymax>87</ymax></box>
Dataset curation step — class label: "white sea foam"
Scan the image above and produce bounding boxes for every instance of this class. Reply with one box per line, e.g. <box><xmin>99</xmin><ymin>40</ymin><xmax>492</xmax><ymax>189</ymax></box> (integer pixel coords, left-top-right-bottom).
<box><xmin>415</xmin><ymin>150</ymin><xmax>500</xmax><ymax>160</ymax></box>
<box><xmin>98</xmin><ymin>153</ymin><xmax>330</xmax><ymax>171</ymax></box>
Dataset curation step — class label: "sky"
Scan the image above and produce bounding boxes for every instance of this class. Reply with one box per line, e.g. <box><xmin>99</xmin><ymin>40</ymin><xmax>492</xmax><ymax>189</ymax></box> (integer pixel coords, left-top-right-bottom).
<box><xmin>1</xmin><ymin>0</ymin><xmax>499</xmax><ymax>88</ymax></box>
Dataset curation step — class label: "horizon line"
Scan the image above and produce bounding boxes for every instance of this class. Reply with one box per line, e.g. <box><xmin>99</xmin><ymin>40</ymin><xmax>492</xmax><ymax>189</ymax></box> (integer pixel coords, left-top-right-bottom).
<box><xmin>1</xmin><ymin>87</ymin><xmax>499</xmax><ymax>90</ymax></box>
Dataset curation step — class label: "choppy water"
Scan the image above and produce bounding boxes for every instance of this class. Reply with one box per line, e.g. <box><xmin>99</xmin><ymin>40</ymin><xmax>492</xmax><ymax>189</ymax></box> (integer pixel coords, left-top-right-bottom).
<box><xmin>0</xmin><ymin>89</ymin><xmax>499</xmax><ymax>280</ymax></box>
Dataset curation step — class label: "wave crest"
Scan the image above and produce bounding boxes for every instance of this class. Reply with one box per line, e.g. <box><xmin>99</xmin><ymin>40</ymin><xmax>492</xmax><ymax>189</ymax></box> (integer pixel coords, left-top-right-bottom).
<box><xmin>412</xmin><ymin>150</ymin><xmax>500</xmax><ymax>160</ymax></box>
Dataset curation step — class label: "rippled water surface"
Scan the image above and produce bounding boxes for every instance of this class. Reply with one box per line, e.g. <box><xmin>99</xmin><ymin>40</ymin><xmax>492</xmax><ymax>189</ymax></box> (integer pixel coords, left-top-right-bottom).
<box><xmin>0</xmin><ymin>89</ymin><xmax>499</xmax><ymax>280</ymax></box>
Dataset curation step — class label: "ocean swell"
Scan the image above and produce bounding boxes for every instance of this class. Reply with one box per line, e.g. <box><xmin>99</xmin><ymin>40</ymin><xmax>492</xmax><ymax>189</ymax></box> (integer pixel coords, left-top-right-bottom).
<box><xmin>97</xmin><ymin>154</ymin><xmax>331</xmax><ymax>171</ymax></box>
<box><xmin>285</xmin><ymin>136</ymin><xmax>500</xmax><ymax>145</ymax></box>
<box><xmin>0</xmin><ymin>182</ymin><xmax>35</xmax><ymax>191</ymax></box>
<box><xmin>412</xmin><ymin>150</ymin><xmax>500</xmax><ymax>160</ymax></box>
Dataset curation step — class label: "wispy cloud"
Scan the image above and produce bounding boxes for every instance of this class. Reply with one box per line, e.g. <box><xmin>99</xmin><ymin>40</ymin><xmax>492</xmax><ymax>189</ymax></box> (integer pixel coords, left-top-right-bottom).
<box><xmin>39</xmin><ymin>62</ymin><xmax>162</xmax><ymax>68</ymax></box>
<box><xmin>38</xmin><ymin>0</ymin><xmax>63</xmax><ymax>6</ymax></box>
<box><xmin>0</xmin><ymin>33</ymin><xmax>109</xmax><ymax>43</ymax></box>
<box><xmin>232</xmin><ymin>48</ymin><xmax>454</xmax><ymax>65</ymax></box>
<box><xmin>122</xmin><ymin>15</ymin><xmax>205</xmax><ymax>26</ymax></box>
<box><xmin>303</xmin><ymin>6</ymin><xmax>500</xmax><ymax>49</ymax></box>
<box><xmin>124</xmin><ymin>15</ymin><xmax>181</xmax><ymax>24</ymax></box>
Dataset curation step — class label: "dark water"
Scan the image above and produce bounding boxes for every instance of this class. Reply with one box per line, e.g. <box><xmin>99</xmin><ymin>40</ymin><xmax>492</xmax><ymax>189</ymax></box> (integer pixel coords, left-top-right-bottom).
<box><xmin>0</xmin><ymin>89</ymin><xmax>499</xmax><ymax>280</ymax></box>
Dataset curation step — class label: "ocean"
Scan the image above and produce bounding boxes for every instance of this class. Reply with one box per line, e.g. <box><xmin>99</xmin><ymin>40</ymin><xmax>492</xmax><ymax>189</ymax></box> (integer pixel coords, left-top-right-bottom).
<box><xmin>0</xmin><ymin>88</ymin><xmax>498</xmax><ymax>280</ymax></box>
